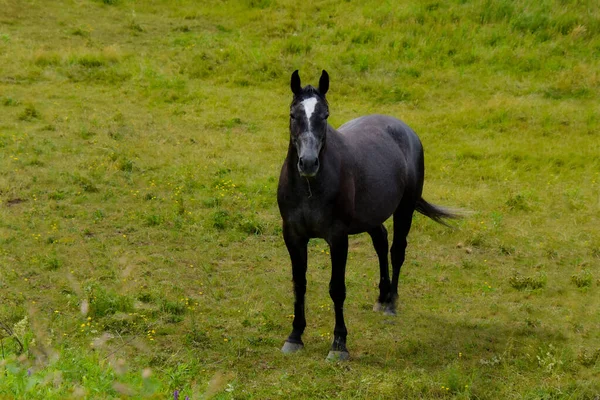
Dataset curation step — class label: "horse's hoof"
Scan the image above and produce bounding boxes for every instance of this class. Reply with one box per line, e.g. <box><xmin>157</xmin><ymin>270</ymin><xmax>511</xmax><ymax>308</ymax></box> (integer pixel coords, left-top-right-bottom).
<box><xmin>282</xmin><ymin>341</ymin><xmax>304</xmax><ymax>354</ymax></box>
<box><xmin>373</xmin><ymin>302</ymin><xmax>384</xmax><ymax>312</ymax></box>
<box><xmin>326</xmin><ymin>350</ymin><xmax>350</xmax><ymax>362</ymax></box>
<box><xmin>383</xmin><ymin>305</ymin><xmax>396</xmax><ymax>316</ymax></box>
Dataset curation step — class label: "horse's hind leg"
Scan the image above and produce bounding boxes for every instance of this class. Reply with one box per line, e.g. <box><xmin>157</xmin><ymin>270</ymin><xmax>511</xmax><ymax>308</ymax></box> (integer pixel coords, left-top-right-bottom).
<box><xmin>327</xmin><ymin>234</ymin><xmax>350</xmax><ymax>361</ymax></box>
<box><xmin>387</xmin><ymin>202</ymin><xmax>416</xmax><ymax>315</ymax></box>
<box><xmin>368</xmin><ymin>225</ymin><xmax>391</xmax><ymax>312</ymax></box>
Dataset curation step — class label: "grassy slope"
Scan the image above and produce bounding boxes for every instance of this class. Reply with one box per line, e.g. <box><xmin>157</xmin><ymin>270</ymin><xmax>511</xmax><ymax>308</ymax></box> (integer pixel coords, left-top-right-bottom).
<box><xmin>0</xmin><ymin>0</ymin><xmax>599</xmax><ymax>398</ymax></box>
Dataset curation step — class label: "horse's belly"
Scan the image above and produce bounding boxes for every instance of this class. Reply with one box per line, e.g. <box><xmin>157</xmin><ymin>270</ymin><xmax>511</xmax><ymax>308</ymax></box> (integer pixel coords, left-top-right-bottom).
<box><xmin>347</xmin><ymin>147</ymin><xmax>407</xmax><ymax>233</ymax></box>
<box><xmin>349</xmin><ymin>188</ymin><xmax>402</xmax><ymax>233</ymax></box>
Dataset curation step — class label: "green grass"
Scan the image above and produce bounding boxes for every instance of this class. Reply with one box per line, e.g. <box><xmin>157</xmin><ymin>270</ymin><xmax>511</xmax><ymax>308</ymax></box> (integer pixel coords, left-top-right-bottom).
<box><xmin>1</xmin><ymin>0</ymin><xmax>599</xmax><ymax>398</ymax></box>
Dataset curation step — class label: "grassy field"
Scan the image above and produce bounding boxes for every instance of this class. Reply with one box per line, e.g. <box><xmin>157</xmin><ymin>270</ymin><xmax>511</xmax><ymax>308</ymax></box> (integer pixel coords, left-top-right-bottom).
<box><xmin>1</xmin><ymin>0</ymin><xmax>599</xmax><ymax>398</ymax></box>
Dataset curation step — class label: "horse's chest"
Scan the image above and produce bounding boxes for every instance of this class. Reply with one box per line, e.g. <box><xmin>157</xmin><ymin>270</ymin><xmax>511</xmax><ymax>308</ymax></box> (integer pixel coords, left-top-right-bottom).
<box><xmin>287</xmin><ymin>199</ymin><xmax>333</xmax><ymax>238</ymax></box>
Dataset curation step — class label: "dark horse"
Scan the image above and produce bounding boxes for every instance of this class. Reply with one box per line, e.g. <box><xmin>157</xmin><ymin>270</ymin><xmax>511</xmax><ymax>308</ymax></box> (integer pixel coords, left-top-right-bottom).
<box><xmin>277</xmin><ymin>70</ymin><xmax>457</xmax><ymax>361</ymax></box>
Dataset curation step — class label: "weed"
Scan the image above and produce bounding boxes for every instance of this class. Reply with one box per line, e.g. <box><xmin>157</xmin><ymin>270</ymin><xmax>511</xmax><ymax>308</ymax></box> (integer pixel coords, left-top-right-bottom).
<box><xmin>2</xmin><ymin>97</ymin><xmax>20</xmax><ymax>106</ymax></box>
<box><xmin>34</xmin><ymin>52</ymin><xmax>62</xmax><ymax>67</ymax></box>
<box><xmin>93</xmin><ymin>209</ymin><xmax>104</xmax><ymax>222</ymax></box>
<box><xmin>467</xmin><ymin>233</ymin><xmax>487</xmax><ymax>248</ymax></box>
<box><xmin>137</xmin><ymin>291</ymin><xmax>154</xmax><ymax>303</ymax></box>
<box><xmin>498</xmin><ymin>244</ymin><xmax>515</xmax><ymax>255</ymax></box>
<box><xmin>118</xmin><ymin>158</ymin><xmax>134</xmax><ymax>172</ymax></box>
<box><xmin>509</xmin><ymin>271</ymin><xmax>546</xmax><ymax>290</ymax></box>
<box><xmin>247</xmin><ymin>0</ymin><xmax>272</xmax><ymax>9</ymax></box>
<box><xmin>571</xmin><ymin>270</ymin><xmax>593</xmax><ymax>288</ymax></box>
<box><xmin>185</xmin><ymin>321</ymin><xmax>210</xmax><ymax>349</ymax></box>
<box><xmin>378</xmin><ymin>86</ymin><xmax>412</xmax><ymax>104</ymax></box>
<box><xmin>479</xmin><ymin>0</ymin><xmax>514</xmax><ymax>24</ymax></box>
<box><xmin>343</xmin><ymin>52</ymin><xmax>370</xmax><ymax>73</ymax></box>
<box><xmin>73</xmin><ymin>175</ymin><xmax>99</xmax><ymax>193</ymax></box>
<box><xmin>202</xmin><ymin>198</ymin><xmax>220</xmax><ymax>208</ymax></box>
<box><xmin>86</xmin><ymin>284</ymin><xmax>134</xmax><ymax>317</ymax></box>
<box><xmin>145</xmin><ymin>213</ymin><xmax>162</xmax><ymax>227</ymax></box>
<box><xmin>536</xmin><ymin>344</ymin><xmax>563</xmax><ymax>373</ymax></box>
<box><xmin>543</xmin><ymin>86</ymin><xmax>591</xmax><ymax>100</ymax></box>
<box><xmin>505</xmin><ymin>193</ymin><xmax>531</xmax><ymax>211</ymax></box>
<box><xmin>238</xmin><ymin>216</ymin><xmax>265</xmax><ymax>235</ymax></box>
<box><xmin>577</xmin><ymin>349</ymin><xmax>600</xmax><ymax>367</ymax></box>
<box><xmin>283</xmin><ymin>38</ymin><xmax>311</xmax><ymax>55</ymax></box>
<box><xmin>44</xmin><ymin>255</ymin><xmax>62</xmax><ymax>270</ymax></box>
<box><xmin>71</xmin><ymin>25</ymin><xmax>92</xmax><ymax>37</ymax></box>
<box><xmin>18</xmin><ymin>104</ymin><xmax>41</xmax><ymax>121</ymax></box>
<box><xmin>74</xmin><ymin>54</ymin><xmax>107</xmax><ymax>68</ymax></box>
<box><xmin>129</xmin><ymin>20</ymin><xmax>144</xmax><ymax>33</ymax></box>
<box><xmin>79</xmin><ymin>127</ymin><xmax>96</xmax><ymax>139</ymax></box>
<box><xmin>160</xmin><ymin>299</ymin><xmax>186</xmax><ymax>316</ymax></box>
<box><xmin>212</xmin><ymin>210</ymin><xmax>230</xmax><ymax>229</ymax></box>
<box><xmin>8</xmin><ymin>316</ymin><xmax>33</xmax><ymax>353</ymax></box>
<box><xmin>351</xmin><ymin>30</ymin><xmax>376</xmax><ymax>45</ymax></box>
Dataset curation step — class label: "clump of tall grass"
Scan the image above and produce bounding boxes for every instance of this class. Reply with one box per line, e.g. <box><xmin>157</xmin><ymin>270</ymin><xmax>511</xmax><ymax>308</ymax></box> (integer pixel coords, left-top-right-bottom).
<box><xmin>33</xmin><ymin>47</ymin><xmax>127</xmax><ymax>84</ymax></box>
<box><xmin>571</xmin><ymin>270</ymin><xmax>593</xmax><ymax>288</ymax></box>
<box><xmin>509</xmin><ymin>270</ymin><xmax>546</xmax><ymax>290</ymax></box>
<box><xmin>33</xmin><ymin>51</ymin><xmax>62</xmax><ymax>67</ymax></box>
<box><xmin>67</xmin><ymin>46</ymin><xmax>122</xmax><ymax>68</ymax></box>
<box><xmin>86</xmin><ymin>284</ymin><xmax>134</xmax><ymax>317</ymax></box>
<box><xmin>18</xmin><ymin>104</ymin><xmax>41</xmax><ymax>121</ymax></box>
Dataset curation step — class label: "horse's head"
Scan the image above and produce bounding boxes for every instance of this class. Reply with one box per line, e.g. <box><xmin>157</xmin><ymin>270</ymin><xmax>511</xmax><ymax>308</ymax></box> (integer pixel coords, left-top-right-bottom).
<box><xmin>289</xmin><ymin>70</ymin><xmax>329</xmax><ymax>178</ymax></box>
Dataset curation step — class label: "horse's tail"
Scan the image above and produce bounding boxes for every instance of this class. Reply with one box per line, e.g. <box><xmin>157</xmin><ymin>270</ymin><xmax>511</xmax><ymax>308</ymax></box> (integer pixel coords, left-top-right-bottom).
<box><xmin>415</xmin><ymin>198</ymin><xmax>461</xmax><ymax>227</ymax></box>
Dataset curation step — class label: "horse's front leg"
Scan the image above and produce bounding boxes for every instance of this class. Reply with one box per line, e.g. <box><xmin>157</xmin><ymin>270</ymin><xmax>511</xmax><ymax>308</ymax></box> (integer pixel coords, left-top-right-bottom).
<box><xmin>327</xmin><ymin>234</ymin><xmax>350</xmax><ymax>361</ymax></box>
<box><xmin>282</xmin><ymin>228</ymin><xmax>309</xmax><ymax>353</ymax></box>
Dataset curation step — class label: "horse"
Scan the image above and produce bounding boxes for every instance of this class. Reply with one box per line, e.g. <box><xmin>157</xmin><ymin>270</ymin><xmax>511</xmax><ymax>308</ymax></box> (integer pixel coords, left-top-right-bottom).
<box><xmin>277</xmin><ymin>70</ymin><xmax>457</xmax><ymax>361</ymax></box>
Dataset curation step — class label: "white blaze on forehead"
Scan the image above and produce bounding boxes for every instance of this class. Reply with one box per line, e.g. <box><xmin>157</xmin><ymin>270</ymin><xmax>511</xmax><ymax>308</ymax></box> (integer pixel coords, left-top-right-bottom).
<box><xmin>301</xmin><ymin>97</ymin><xmax>318</xmax><ymax>121</ymax></box>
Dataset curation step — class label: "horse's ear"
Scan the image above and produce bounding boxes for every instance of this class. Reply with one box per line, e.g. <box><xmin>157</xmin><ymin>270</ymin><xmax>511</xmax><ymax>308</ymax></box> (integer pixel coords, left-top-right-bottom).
<box><xmin>318</xmin><ymin>70</ymin><xmax>329</xmax><ymax>96</ymax></box>
<box><xmin>291</xmin><ymin>70</ymin><xmax>302</xmax><ymax>95</ymax></box>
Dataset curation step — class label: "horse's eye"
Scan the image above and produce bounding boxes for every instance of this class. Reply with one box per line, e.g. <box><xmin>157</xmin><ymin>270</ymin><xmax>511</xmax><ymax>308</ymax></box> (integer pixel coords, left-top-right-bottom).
<box><xmin>290</xmin><ymin>114</ymin><xmax>296</xmax><ymax>120</ymax></box>
<box><xmin>324</xmin><ymin>113</ymin><xmax>329</xmax><ymax>119</ymax></box>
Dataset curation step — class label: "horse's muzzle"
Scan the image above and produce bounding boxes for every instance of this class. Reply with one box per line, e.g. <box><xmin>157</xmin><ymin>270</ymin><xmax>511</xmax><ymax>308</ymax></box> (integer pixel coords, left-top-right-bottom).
<box><xmin>298</xmin><ymin>156</ymin><xmax>320</xmax><ymax>177</ymax></box>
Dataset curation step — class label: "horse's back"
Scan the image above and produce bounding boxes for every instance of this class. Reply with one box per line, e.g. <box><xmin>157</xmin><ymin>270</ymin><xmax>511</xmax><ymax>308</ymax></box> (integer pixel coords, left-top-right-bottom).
<box><xmin>335</xmin><ymin>115</ymin><xmax>425</xmax><ymax>232</ymax></box>
<box><xmin>338</xmin><ymin>115</ymin><xmax>422</xmax><ymax>163</ymax></box>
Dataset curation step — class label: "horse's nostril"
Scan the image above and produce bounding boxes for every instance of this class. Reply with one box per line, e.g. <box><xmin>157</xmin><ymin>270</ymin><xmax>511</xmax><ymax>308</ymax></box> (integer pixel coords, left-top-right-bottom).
<box><xmin>298</xmin><ymin>156</ymin><xmax>319</xmax><ymax>175</ymax></box>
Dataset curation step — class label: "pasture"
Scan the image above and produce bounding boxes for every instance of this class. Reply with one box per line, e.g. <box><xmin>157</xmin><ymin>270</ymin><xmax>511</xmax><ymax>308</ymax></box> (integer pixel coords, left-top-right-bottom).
<box><xmin>1</xmin><ymin>0</ymin><xmax>599</xmax><ymax>398</ymax></box>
